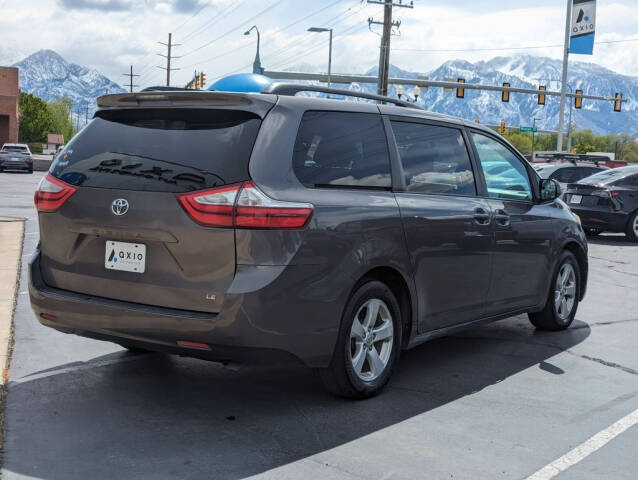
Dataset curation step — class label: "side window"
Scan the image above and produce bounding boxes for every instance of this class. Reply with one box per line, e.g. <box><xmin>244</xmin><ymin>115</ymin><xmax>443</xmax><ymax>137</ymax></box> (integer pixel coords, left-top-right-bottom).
<box><xmin>390</xmin><ymin>121</ymin><xmax>476</xmax><ymax>195</ymax></box>
<box><xmin>619</xmin><ymin>174</ymin><xmax>638</xmax><ymax>186</ymax></box>
<box><xmin>292</xmin><ymin>111</ymin><xmax>391</xmax><ymax>188</ymax></box>
<box><xmin>549</xmin><ymin>167</ymin><xmax>577</xmax><ymax>183</ymax></box>
<box><xmin>471</xmin><ymin>132</ymin><xmax>533</xmax><ymax>201</ymax></box>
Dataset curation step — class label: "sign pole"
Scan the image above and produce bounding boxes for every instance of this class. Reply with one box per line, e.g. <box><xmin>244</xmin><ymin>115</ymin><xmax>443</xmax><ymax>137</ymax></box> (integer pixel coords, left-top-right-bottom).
<box><xmin>556</xmin><ymin>0</ymin><xmax>572</xmax><ymax>152</ymax></box>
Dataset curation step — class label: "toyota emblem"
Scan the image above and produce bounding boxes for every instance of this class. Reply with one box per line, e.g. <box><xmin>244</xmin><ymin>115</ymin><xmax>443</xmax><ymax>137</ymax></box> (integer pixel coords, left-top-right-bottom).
<box><xmin>111</xmin><ymin>198</ymin><xmax>129</xmax><ymax>216</ymax></box>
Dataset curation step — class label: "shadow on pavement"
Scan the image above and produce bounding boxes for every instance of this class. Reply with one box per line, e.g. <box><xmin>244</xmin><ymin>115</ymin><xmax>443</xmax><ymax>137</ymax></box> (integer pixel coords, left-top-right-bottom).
<box><xmin>3</xmin><ymin>317</ymin><xmax>590</xmax><ymax>480</ymax></box>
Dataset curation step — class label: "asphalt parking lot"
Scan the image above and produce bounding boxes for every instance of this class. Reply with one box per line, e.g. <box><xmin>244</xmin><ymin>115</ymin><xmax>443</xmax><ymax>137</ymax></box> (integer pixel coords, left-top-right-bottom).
<box><xmin>0</xmin><ymin>172</ymin><xmax>636</xmax><ymax>480</ymax></box>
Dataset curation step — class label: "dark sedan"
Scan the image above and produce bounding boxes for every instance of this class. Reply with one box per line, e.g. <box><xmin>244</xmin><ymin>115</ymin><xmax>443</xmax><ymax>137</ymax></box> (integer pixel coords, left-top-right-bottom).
<box><xmin>565</xmin><ymin>165</ymin><xmax>638</xmax><ymax>241</ymax></box>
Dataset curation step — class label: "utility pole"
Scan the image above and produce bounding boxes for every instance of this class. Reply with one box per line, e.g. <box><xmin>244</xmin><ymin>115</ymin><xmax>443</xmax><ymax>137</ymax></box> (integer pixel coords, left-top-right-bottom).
<box><xmin>557</xmin><ymin>0</ymin><xmax>571</xmax><ymax>151</ymax></box>
<box><xmin>85</xmin><ymin>105</ymin><xmax>89</xmax><ymax>126</ymax></box>
<box><xmin>158</xmin><ymin>33</ymin><xmax>181</xmax><ymax>87</ymax></box>
<box><xmin>368</xmin><ymin>0</ymin><xmax>413</xmax><ymax>97</ymax></box>
<box><xmin>122</xmin><ymin>65</ymin><xmax>140</xmax><ymax>93</ymax></box>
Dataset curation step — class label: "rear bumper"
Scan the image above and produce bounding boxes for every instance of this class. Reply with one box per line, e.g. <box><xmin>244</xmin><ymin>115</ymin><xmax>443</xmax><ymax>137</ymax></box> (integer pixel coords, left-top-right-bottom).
<box><xmin>29</xmin><ymin>250</ymin><xmax>340</xmax><ymax>368</ymax></box>
<box><xmin>569</xmin><ymin>207</ymin><xmax>628</xmax><ymax>232</ymax></box>
<box><xmin>0</xmin><ymin>159</ymin><xmax>32</xmax><ymax>170</ymax></box>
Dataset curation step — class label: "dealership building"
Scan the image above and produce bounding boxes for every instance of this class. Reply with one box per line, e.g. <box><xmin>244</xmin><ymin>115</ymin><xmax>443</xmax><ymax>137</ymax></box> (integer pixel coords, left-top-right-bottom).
<box><xmin>0</xmin><ymin>67</ymin><xmax>19</xmax><ymax>145</ymax></box>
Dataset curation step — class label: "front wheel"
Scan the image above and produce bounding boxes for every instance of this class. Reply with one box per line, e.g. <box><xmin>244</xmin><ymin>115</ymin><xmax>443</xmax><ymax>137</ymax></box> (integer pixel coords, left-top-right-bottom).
<box><xmin>626</xmin><ymin>211</ymin><xmax>638</xmax><ymax>242</ymax></box>
<box><xmin>319</xmin><ymin>280</ymin><xmax>401</xmax><ymax>399</ymax></box>
<box><xmin>529</xmin><ymin>251</ymin><xmax>580</xmax><ymax>331</ymax></box>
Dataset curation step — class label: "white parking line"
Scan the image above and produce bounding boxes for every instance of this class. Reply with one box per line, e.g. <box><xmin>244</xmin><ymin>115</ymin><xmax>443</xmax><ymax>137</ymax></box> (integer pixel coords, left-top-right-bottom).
<box><xmin>526</xmin><ymin>407</ymin><xmax>638</xmax><ymax>480</ymax></box>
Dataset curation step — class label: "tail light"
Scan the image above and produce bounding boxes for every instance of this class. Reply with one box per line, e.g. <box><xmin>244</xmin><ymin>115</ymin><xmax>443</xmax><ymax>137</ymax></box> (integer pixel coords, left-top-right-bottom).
<box><xmin>34</xmin><ymin>173</ymin><xmax>78</xmax><ymax>212</ymax></box>
<box><xmin>176</xmin><ymin>182</ymin><xmax>313</xmax><ymax>229</ymax></box>
<box><xmin>591</xmin><ymin>189</ymin><xmax>611</xmax><ymax>198</ymax></box>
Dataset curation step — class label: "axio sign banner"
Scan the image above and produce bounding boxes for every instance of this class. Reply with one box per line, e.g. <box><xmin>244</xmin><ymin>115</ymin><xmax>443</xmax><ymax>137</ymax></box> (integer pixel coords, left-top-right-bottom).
<box><xmin>570</xmin><ymin>0</ymin><xmax>596</xmax><ymax>55</ymax></box>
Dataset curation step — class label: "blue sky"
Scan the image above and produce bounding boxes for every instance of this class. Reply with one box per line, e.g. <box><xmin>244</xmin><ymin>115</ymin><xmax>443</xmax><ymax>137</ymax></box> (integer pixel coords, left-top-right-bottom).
<box><xmin>0</xmin><ymin>0</ymin><xmax>636</xmax><ymax>88</ymax></box>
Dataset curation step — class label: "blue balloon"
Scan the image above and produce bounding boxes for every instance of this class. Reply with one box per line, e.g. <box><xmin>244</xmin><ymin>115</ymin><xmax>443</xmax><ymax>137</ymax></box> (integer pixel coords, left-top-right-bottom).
<box><xmin>209</xmin><ymin>73</ymin><xmax>273</xmax><ymax>93</ymax></box>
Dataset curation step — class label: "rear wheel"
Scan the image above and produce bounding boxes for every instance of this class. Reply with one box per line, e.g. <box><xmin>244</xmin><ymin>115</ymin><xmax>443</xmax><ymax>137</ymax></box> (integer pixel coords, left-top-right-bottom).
<box><xmin>319</xmin><ymin>280</ymin><xmax>401</xmax><ymax>399</ymax></box>
<box><xmin>626</xmin><ymin>211</ymin><xmax>638</xmax><ymax>243</ymax></box>
<box><xmin>529</xmin><ymin>250</ymin><xmax>580</xmax><ymax>331</ymax></box>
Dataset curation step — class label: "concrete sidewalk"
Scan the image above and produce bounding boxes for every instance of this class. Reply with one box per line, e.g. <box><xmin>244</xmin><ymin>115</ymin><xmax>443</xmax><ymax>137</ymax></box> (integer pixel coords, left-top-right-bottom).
<box><xmin>0</xmin><ymin>218</ymin><xmax>24</xmax><ymax>385</ymax></box>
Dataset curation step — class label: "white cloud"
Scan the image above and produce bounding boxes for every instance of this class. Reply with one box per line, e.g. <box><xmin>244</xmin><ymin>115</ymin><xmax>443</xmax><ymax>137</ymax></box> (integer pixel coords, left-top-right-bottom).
<box><xmin>0</xmin><ymin>0</ymin><xmax>635</xmax><ymax>90</ymax></box>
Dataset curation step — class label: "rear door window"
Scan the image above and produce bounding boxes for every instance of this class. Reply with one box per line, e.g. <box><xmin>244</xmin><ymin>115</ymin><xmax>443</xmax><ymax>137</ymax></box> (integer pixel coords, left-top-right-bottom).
<box><xmin>390</xmin><ymin>121</ymin><xmax>476</xmax><ymax>195</ymax></box>
<box><xmin>292</xmin><ymin>111</ymin><xmax>391</xmax><ymax>189</ymax></box>
<box><xmin>50</xmin><ymin>108</ymin><xmax>262</xmax><ymax>192</ymax></box>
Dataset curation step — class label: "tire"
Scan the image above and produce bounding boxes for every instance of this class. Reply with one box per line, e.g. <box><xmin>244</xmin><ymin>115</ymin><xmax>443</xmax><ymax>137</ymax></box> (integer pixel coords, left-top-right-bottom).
<box><xmin>319</xmin><ymin>280</ymin><xmax>402</xmax><ymax>399</ymax></box>
<box><xmin>584</xmin><ymin>227</ymin><xmax>602</xmax><ymax>237</ymax></box>
<box><xmin>529</xmin><ymin>251</ymin><xmax>580</xmax><ymax>331</ymax></box>
<box><xmin>626</xmin><ymin>211</ymin><xmax>638</xmax><ymax>243</ymax></box>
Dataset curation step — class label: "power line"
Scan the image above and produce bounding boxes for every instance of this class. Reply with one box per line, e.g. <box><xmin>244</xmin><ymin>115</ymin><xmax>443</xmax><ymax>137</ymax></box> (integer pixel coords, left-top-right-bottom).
<box><xmin>173</xmin><ymin>2</ymin><xmax>211</xmax><ymax>33</ymax></box>
<box><xmin>180</xmin><ymin>0</ymin><xmax>248</xmax><ymax>44</ymax></box>
<box><xmin>180</xmin><ymin>0</ymin><xmax>285</xmax><ymax>58</ymax></box>
<box><xmin>392</xmin><ymin>37</ymin><xmax>638</xmax><ymax>53</ymax></box>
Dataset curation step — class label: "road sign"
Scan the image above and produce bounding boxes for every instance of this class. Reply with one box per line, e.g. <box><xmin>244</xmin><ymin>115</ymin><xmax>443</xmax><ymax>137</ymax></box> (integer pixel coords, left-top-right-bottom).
<box><xmin>520</xmin><ymin>126</ymin><xmax>538</xmax><ymax>133</ymax></box>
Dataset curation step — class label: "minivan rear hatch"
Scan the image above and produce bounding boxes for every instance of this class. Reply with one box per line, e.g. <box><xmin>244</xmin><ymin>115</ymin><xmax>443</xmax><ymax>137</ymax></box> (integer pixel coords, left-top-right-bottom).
<box><xmin>37</xmin><ymin>92</ymin><xmax>274</xmax><ymax>313</ymax></box>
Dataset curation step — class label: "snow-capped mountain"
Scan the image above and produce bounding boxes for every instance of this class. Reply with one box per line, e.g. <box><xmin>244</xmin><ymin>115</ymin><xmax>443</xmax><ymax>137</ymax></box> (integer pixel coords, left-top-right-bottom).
<box><xmin>315</xmin><ymin>56</ymin><xmax>638</xmax><ymax>136</ymax></box>
<box><xmin>12</xmin><ymin>50</ymin><xmax>125</xmax><ymax>116</ymax></box>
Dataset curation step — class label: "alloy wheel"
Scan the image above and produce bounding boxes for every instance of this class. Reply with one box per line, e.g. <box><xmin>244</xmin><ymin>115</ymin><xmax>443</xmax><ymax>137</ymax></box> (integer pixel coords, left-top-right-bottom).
<box><xmin>554</xmin><ymin>263</ymin><xmax>577</xmax><ymax>321</ymax></box>
<box><xmin>349</xmin><ymin>298</ymin><xmax>394</xmax><ymax>381</ymax></box>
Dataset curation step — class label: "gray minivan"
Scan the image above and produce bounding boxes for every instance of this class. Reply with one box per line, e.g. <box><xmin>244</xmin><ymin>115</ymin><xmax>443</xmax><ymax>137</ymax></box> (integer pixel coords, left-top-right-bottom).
<box><xmin>29</xmin><ymin>85</ymin><xmax>588</xmax><ymax>398</ymax></box>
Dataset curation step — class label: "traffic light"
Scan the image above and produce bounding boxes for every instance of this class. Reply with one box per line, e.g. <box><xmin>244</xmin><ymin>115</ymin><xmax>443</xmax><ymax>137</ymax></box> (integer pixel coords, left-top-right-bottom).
<box><xmin>574</xmin><ymin>89</ymin><xmax>583</xmax><ymax>109</ymax></box>
<box><xmin>502</xmin><ymin>82</ymin><xmax>510</xmax><ymax>102</ymax></box>
<box><xmin>614</xmin><ymin>93</ymin><xmax>622</xmax><ymax>112</ymax></box>
<box><xmin>199</xmin><ymin>72</ymin><xmax>207</xmax><ymax>89</ymax></box>
<box><xmin>538</xmin><ymin>85</ymin><xmax>546</xmax><ymax>105</ymax></box>
<box><xmin>456</xmin><ymin>78</ymin><xmax>465</xmax><ymax>98</ymax></box>
<box><xmin>499</xmin><ymin>121</ymin><xmax>506</xmax><ymax>135</ymax></box>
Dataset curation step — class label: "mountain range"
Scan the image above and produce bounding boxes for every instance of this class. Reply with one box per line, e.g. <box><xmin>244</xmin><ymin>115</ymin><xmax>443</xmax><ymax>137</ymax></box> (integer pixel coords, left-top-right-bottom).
<box><xmin>9</xmin><ymin>50</ymin><xmax>637</xmax><ymax>136</ymax></box>
<box><xmin>12</xmin><ymin>50</ymin><xmax>125</xmax><ymax>118</ymax></box>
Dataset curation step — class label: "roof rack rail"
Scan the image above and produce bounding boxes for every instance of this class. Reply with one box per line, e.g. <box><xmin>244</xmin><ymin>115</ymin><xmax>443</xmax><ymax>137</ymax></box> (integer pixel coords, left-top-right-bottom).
<box><xmin>262</xmin><ymin>82</ymin><xmax>422</xmax><ymax>109</ymax></box>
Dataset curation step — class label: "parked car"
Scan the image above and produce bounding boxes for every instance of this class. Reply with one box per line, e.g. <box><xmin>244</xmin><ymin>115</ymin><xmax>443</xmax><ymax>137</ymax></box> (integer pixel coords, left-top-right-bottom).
<box><xmin>534</xmin><ymin>163</ymin><xmax>608</xmax><ymax>198</ymax></box>
<box><xmin>29</xmin><ymin>85</ymin><xmax>588</xmax><ymax>398</ymax></box>
<box><xmin>564</xmin><ymin>165</ymin><xmax>638</xmax><ymax>241</ymax></box>
<box><xmin>0</xmin><ymin>143</ymin><xmax>33</xmax><ymax>173</ymax></box>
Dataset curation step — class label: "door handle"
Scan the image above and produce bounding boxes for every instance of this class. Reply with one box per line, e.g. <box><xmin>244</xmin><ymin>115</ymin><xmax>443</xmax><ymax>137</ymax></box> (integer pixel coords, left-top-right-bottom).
<box><xmin>473</xmin><ymin>207</ymin><xmax>491</xmax><ymax>225</ymax></box>
<box><xmin>494</xmin><ymin>209</ymin><xmax>510</xmax><ymax>227</ymax></box>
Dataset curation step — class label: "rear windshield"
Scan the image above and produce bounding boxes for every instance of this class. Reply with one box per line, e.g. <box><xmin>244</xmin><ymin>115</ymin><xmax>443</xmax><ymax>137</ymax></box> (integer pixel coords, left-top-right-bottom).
<box><xmin>50</xmin><ymin>108</ymin><xmax>261</xmax><ymax>192</ymax></box>
<box><xmin>3</xmin><ymin>145</ymin><xmax>28</xmax><ymax>152</ymax></box>
<box><xmin>577</xmin><ymin>167</ymin><xmax>638</xmax><ymax>186</ymax></box>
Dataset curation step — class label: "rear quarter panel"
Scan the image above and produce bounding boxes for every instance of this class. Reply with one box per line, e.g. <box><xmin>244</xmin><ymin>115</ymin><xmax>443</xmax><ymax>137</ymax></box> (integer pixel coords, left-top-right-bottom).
<box><xmin>240</xmin><ymin>99</ymin><xmax>416</xmax><ymax>349</ymax></box>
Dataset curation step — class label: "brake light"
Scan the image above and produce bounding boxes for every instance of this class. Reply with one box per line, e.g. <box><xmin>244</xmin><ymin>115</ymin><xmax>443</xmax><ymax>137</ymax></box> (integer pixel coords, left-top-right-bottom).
<box><xmin>176</xmin><ymin>182</ymin><xmax>314</xmax><ymax>229</ymax></box>
<box><xmin>591</xmin><ymin>189</ymin><xmax>611</xmax><ymax>198</ymax></box>
<box><xmin>34</xmin><ymin>173</ymin><xmax>78</xmax><ymax>212</ymax></box>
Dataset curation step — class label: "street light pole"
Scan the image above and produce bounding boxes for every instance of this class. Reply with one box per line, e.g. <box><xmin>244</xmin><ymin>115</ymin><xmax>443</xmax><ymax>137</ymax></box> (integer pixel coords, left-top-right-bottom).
<box><xmin>308</xmin><ymin>27</ymin><xmax>333</xmax><ymax>89</ymax></box>
<box><xmin>244</xmin><ymin>25</ymin><xmax>263</xmax><ymax>74</ymax></box>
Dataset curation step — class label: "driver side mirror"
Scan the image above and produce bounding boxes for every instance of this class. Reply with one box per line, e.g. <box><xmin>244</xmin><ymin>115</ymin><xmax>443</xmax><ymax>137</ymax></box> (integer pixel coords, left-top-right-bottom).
<box><xmin>539</xmin><ymin>179</ymin><xmax>560</xmax><ymax>202</ymax></box>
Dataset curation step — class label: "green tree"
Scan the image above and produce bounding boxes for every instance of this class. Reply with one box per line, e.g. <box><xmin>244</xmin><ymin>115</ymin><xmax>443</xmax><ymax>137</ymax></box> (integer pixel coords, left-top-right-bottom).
<box><xmin>503</xmin><ymin>132</ymin><xmax>532</xmax><ymax>155</ymax></box>
<box><xmin>47</xmin><ymin>96</ymin><xmax>76</xmax><ymax>143</ymax></box>
<box><xmin>18</xmin><ymin>92</ymin><xmax>54</xmax><ymax>143</ymax></box>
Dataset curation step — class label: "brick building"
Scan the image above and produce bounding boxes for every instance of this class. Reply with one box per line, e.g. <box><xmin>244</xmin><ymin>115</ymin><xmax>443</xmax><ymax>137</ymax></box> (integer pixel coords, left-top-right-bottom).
<box><xmin>0</xmin><ymin>67</ymin><xmax>19</xmax><ymax>145</ymax></box>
